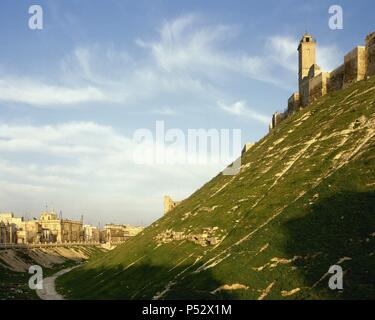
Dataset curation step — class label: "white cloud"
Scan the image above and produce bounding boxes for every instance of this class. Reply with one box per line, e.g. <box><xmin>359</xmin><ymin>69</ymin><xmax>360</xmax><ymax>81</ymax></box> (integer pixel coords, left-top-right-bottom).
<box><xmin>137</xmin><ymin>14</ymin><xmax>271</xmax><ymax>84</ymax></box>
<box><xmin>136</xmin><ymin>16</ymin><xmax>342</xmax><ymax>90</ymax></box>
<box><xmin>317</xmin><ymin>45</ymin><xmax>343</xmax><ymax>71</ymax></box>
<box><xmin>218</xmin><ymin>100</ymin><xmax>269</xmax><ymax>125</ymax></box>
<box><xmin>0</xmin><ymin>121</ymin><xmax>230</xmax><ymax>224</ymax></box>
<box><xmin>0</xmin><ymin>15</ymin><xmax>345</xmax><ymax>225</ymax></box>
<box><xmin>140</xmin><ymin>14</ymin><xmax>238</xmax><ymax>73</ymax></box>
<box><xmin>0</xmin><ymin>77</ymin><xmax>107</xmax><ymax>107</ymax></box>
<box><xmin>151</xmin><ymin>107</ymin><xmax>177</xmax><ymax>115</ymax></box>
<box><xmin>265</xmin><ymin>35</ymin><xmax>342</xmax><ymax>73</ymax></box>
<box><xmin>60</xmin><ymin>45</ymin><xmax>131</xmax><ymax>86</ymax></box>
<box><xmin>60</xmin><ymin>41</ymin><xmax>213</xmax><ymax>106</ymax></box>
<box><xmin>0</xmin><ymin>15</ymin><xmax>343</xmax><ymax>109</ymax></box>
<box><xmin>262</xmin><ymin>35</ymin><xmax>342</xmax><ymax>78</ymax></box>
<box><xmin>265</xmin><ymin>36</ymin><xmax>298</xmax><ymax>72</ymax></box>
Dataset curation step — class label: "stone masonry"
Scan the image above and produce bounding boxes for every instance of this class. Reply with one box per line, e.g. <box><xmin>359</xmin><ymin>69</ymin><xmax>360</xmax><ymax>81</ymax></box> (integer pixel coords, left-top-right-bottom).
<box><xmin>269</xmin><ymin>31</ymin><xmax>375</xmax><ymax>130</ymax></box>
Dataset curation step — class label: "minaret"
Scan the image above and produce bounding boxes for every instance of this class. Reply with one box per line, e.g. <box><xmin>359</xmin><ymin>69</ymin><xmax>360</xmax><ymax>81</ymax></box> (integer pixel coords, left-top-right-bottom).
<box><xmin>298</xmin><ymin>33</ymin><xmax>316</xmax><ymax>88</ymax></box>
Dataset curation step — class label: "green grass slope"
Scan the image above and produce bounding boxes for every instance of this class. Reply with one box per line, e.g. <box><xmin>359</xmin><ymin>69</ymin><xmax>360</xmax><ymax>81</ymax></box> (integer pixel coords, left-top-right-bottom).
<box><xmin>58</xmin><ymin>77</ymin><xmax>375</xmax><ymax>300</ymax></box>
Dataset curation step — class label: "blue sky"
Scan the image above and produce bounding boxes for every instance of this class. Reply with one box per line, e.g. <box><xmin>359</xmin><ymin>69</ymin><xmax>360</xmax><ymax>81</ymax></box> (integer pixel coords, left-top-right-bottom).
<box><xmin>0</xmin><ymin>0</ymin><xmax>373</xmax><ymax>226</ymax></box>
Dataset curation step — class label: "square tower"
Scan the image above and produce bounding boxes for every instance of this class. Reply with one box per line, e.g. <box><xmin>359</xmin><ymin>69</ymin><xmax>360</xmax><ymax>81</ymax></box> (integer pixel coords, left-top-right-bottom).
<box><xmin>298</xmin><ymin>34</ymin><xmax>317</xmax><ymax>86</ymax></box>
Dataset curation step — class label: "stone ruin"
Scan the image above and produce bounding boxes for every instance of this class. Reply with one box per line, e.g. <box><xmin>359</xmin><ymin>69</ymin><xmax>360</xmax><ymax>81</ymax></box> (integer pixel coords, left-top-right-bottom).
<box><xmin>163</xmin><ymin>195</ymin><xmax>182</xmax><ymax>215</ymax></box>
<box><xmin>155</xmin><ymin>227</ymin><xmax>220</xmax><ymax>247</ymax></box>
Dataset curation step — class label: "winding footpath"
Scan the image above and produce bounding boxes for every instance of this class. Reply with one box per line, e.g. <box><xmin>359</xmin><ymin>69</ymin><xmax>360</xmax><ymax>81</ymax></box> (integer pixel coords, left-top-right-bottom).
<box><xmin>36</xmin><ymin>266</ymin><xmax>79</xmax><ymax>300</ymax></box>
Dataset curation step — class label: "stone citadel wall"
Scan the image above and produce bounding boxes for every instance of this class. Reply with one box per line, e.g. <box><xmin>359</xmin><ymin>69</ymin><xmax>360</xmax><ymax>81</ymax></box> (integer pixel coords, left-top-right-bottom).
<box><xmin>270</xmin><ymin>31</ymin><xmax>375</xmax><ymax>131</ymax></box>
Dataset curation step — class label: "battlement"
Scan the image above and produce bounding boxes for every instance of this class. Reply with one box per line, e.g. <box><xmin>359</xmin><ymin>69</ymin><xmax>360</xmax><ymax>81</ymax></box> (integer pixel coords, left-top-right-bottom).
<box><xmin>270</xmin><ymin>31</ymin><xmax>375</xmax><ymax>131</ymax></box>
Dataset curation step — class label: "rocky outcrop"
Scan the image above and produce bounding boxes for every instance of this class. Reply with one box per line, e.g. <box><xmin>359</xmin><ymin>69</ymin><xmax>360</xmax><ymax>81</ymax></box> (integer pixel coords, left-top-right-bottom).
<box><xmin>155</xmin><ymin>227</ymin><xmax>221</xmax><ymax>247</ymax></box>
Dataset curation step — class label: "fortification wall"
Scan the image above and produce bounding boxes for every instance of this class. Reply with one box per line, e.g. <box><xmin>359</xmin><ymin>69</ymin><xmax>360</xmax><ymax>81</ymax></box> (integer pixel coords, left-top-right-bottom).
<box><xmin>270</xmin><ymin>112</ymin><xmax>286</xmax><ymax>130</ymax></box>
<box><xmin>343</xmin><ymin>46</ymin><xmax>366</xmax><ymax>87</ymax></box>
<box><xmin>327</xmin><ymin>64</ymin><xmax>344</xmax><ymax>92</ymax></box>
<box><xmin>366</xmin><ymin>32</ymin><xmax>375</xmax><ymax>77</ymax></box>
<box><xmin>299</xmin><ymin>78</ymin><xmax>310</xmax><ymax>107</ymax></box>
<box><xmin>269</xmin><ymin>31</ymin><xmax>374</xmax><ymax>132</ymax></box>
<box><xmin>287</xmin><ymin>92</ymin><xmax>300</xmax><ymax>114</ymax></box>
<box><xmin>309</xmin><ymin>72</ymin><xmax>329</xmax><ymax>103</ymax></box>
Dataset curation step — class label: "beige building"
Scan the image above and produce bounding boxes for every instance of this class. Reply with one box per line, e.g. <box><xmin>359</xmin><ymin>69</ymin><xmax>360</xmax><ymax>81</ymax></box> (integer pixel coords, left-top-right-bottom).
<box><xmin>61</xmin><ymin>219</ymin><xmax>83</xmax><ymax>243</ymax></box>
<box><xmin>0</xmin><ymin>212</ymin><xmax>24</xmax><ymax>228</ymax></box>
<box><xmin>0</xmin><ymin>221</ymin><xmax>17</xmax><ymax>244</ymax></box>
<box><xmin>102</xmin><ymin>224</ymin><xmax>126</xmax><ymax>243</ymax></box>
<box><xmin>16</xmin><ymin>220</ymin><xmax>42</xmax><ymax>244</ymax></box>
<box><xmin>102</xmin><ymin>224</ymin><xmax>129</xmax><ymax>243</ymax></box>
<box><xmin>0</xmin><ymin>213</ymin><xmax>25</xmax><ymax>244</ymax></box>
<box><xmin>39</xmin><ymin>212</ymin><xmax>63</xmax><ymax>243</ymax></box>
<box><xmin>124</xmin><ymin>225</ymin><xmax>144</xmax><ymax>237</ymax></box>
<box><xmin>0</xmin><ymin>221</ymin><xmax>6</xmax><ymax>243</ymax></box>
<box><xmin>83</xmin><ymin>224</ymin><xmax>100</xmax><ymax>242</ymax></box>
<box><xmin>1</xmin><ymin>210</ymin><xmax>142</xmax><ymax>245</ymax></box>
<box><xmin>101</xmin><ymin>224</ymin><xmax>143</xmax><ymax>243</ymax></box>
<box><xmin>39</xmin><ymin>212</ymin><xmax>83</xmax><ymax>243</ymax></box>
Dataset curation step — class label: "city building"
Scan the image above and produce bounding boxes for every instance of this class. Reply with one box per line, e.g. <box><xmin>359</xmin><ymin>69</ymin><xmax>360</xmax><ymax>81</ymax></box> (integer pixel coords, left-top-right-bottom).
<box><xmin>83</xmin><ymin>224</ymin><xmax>100</xmax><ymax>242</ymax></box>
<box><xmin>39</xmin><ymin>211</ymin><xmax>83</xmax><ymax>243</ymax></box>
<box><xmin>102</xmin><ymin>224</ymin><xmax>143</xmax><ymax>243</ymax></box>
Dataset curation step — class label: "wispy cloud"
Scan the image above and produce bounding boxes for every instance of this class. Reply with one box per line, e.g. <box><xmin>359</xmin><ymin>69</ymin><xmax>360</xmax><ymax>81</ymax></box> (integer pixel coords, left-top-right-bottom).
<box><xmin>135</xmin><ymin>15</ymin><xmax>341</xmax><ymax>92</ymax></box>
<box><xmin>0</xmin><ymin>12</ymin><xmax>347</xmax><ymax>224</ymax></box>
<box><xmin>0</xmin><ymin>77</ymin><xmax>107</xmax><ymax>107</ymax></box>
<box><xmin>0</xmin><ymin>14</ymin><xmax>343</xmax><ymax>110</ymax></box>
<box><xmin>317</xmin><ymin>45</ymin><xmax>343</xmax><ymax>71</ymax></box>
<box><xmin>266</xmin><ymin>35</ymin><xmax>343</xmax><ymax>72</ymax></box>
<box><xmin>218</xmin><ymin>100</ymin><xmax>269</xmax><ymax>125</ymax></box>
<box><xmin>137</xmin><ymin>14</ymin><xmax>239</xmax><ymax>73</ymax></box>
<box><xmin>265</xmin><ymin>36</ymin><xmax>298</xmax><ymax>72</ymax></box>
<box><xmin>137</xmin><ymin>14</ymin><xmax>292</xmax><ymax>88</ymax></box>
<box><xmin>0</xmin><ymin>121</ymin><xmax>228</xmax><ymax>224</ymax></box>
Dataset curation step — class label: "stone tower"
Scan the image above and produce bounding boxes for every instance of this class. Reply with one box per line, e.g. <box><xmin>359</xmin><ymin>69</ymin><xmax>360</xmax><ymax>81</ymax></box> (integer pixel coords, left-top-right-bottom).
<box><xmin>298</xmin><ymin>34</ymin><xmax>317</xmax><ymax>88</ymax></box>
<box><xmin>163</xmin><ymin>195</ymin><xmax>180</xmax><ymax>215</ymax></box>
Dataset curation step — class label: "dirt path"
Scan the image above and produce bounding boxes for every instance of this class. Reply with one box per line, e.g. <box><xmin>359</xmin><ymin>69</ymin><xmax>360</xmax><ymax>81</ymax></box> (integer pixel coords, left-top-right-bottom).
<box><xmin>36</xmin><ymin>265</ymin><xmax>79</xmax><ymax>300</ymax></box>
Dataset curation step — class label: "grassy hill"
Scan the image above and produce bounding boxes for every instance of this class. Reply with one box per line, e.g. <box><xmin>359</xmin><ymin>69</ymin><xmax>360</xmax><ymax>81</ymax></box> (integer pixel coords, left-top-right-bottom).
<box><xmin>58</xmin><ymin>77</ymin><xmax>375</xmax><ymax>300</ymax></box>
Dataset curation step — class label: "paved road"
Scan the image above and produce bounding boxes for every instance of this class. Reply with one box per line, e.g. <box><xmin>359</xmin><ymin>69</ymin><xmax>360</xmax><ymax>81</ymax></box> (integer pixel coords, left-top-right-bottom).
<box><xmin>36</xmin><ymin>266</ymin><xmax>79</xmax><ymax>300</ymax></box>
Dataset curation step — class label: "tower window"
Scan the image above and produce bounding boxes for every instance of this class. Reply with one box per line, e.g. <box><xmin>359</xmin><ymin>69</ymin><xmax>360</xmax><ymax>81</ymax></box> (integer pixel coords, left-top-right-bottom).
<box><xmin>306</xmin><ymin>37</ymin><xmax>310</xmax><ymax>42</ymax></box>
